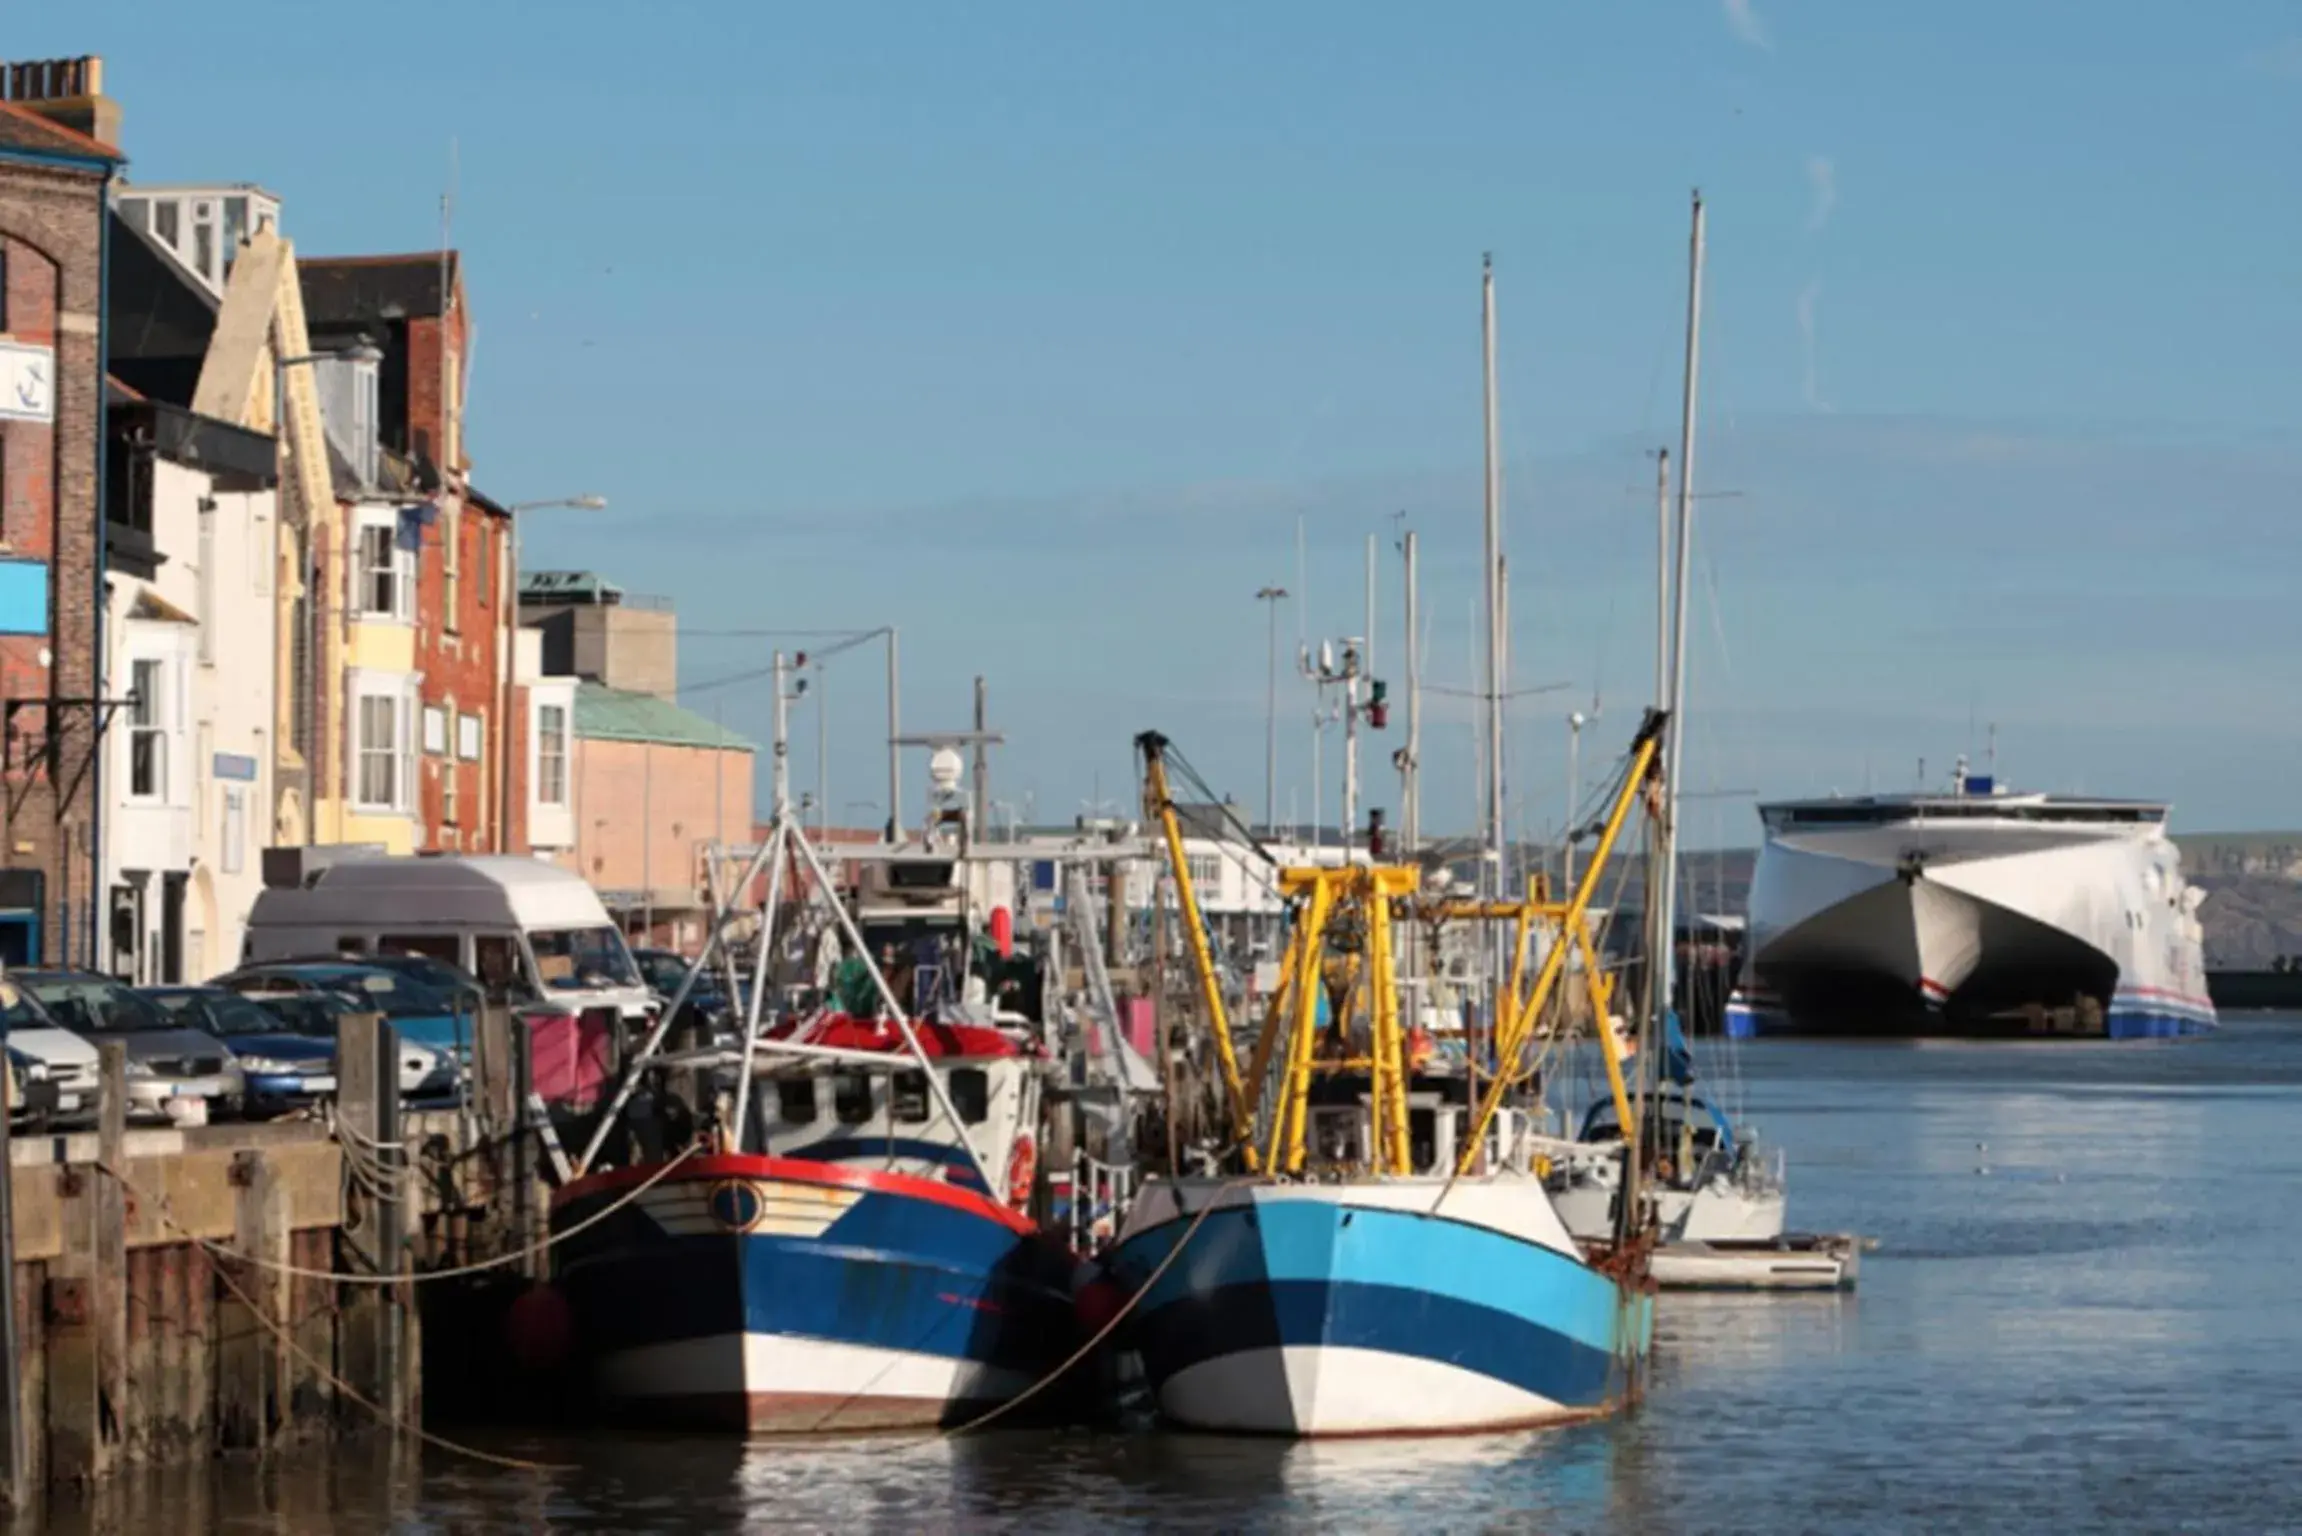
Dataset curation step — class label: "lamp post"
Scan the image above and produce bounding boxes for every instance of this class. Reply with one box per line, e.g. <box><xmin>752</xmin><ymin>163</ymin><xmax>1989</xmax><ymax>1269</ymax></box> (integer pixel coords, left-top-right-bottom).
<box><xmin>499</xmin><ymin>494</ymin><xmax>607</xmax><ymax>855</ymax></box>
<box><xmin>1255</xmin><ymin>586</ymin><xmax>1288</xmax><ymax>831</ymax></box>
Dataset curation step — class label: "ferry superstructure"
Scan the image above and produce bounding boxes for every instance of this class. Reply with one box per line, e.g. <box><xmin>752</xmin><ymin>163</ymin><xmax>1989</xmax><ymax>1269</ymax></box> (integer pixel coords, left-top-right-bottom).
<box><xmin>1727</xmin><ymin>775</ymin><xmax>2214</xmax><ymax>1040</ymax></box>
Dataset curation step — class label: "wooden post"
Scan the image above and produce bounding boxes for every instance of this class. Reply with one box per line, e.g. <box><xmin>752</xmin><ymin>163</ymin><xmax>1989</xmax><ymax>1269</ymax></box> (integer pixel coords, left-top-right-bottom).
<box><xmin>46</xmin><ymin>1043</ymin><xmax>129</xmax><ymax>1482</ymax></box>
<box><xmin>334</xmin><ymin>1010</ymin><xmax>389</xmax><ymax>1430</ymax></box>
<box><xmin>216</xmin><ymin>1150</ymin><xmax>278</xmax><ymax>1452</ymax></box>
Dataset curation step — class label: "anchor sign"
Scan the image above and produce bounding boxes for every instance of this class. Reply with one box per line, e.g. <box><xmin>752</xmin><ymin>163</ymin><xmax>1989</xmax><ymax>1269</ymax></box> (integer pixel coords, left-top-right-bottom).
<box><xmin>0</xmin><ymin>343</ymin><xmax>54</xmax><ymax>424</ymax></box>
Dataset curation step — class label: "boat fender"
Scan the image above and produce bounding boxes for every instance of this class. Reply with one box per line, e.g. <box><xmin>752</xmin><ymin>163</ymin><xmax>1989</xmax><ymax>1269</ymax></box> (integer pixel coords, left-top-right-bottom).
<box><xmin>1534</xmin><ymin>1154</ymin><xmax>1552</xmax><ymax>1179</ymax></box>
<box><xmin>1007</xmin><ymin>1133</ymin><xmax>1037</xmax><ymax>1209</ymax></box>
<box><xmin>1074</xmin><ymin>1274</ymin><xmax>1127</xmax><ymax>1336</ymax></box>
<box><xmin>505</xmin><ymin>1282</ymin><xmax>575</xmax><ymax>1372</ymax></box>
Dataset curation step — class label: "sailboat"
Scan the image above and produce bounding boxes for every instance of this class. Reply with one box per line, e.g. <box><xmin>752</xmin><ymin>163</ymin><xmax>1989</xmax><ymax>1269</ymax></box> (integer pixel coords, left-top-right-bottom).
<box><xmin>1533</xmin><ymin>193</ymin><xmax>1854</xmax><ymax>1290</ymax></box>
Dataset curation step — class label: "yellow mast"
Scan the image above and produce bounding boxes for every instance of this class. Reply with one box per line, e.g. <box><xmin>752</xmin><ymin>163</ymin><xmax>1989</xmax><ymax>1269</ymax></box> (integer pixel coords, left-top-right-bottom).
<box><xmin>1456</xmin><ymin>712</ymin><xmax>1667</xmax><ymax>1175</ymax></box>
<box><xmin>1137</xmin><ymin>732</ymin><xmax>1261</xmax><ymax>1171</ymax></box>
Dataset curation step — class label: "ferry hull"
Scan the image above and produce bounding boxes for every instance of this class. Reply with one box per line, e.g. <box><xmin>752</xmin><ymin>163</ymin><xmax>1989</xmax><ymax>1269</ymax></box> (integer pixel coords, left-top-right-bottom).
<box><xmin>1730</xmin><ymin>812</ymin><xmax>2214</xmax><ymax>1040</ymax></box>
<box><xmin>551</xmin><ymin>1154</ymin><xmax>1078</xmax><ymax>1432</ymax></box>
<box><xmin>1105</xmin><ymin>1180</ymin><xmax>1648</xmax><ymax>1437</ymax></box>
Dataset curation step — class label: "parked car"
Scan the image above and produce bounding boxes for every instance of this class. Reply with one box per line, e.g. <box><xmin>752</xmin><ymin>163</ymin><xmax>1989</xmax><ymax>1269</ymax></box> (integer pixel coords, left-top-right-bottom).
<box><xmin>208</xmin><ymin>962</ymin><xmax>468</xmax><ymax>1095</ymax></box>
<box><xmin>0</xmin><ymin>976</ymin><xmax>99</xmax><ymax>1124</ymax></box>
<box><xmin>248</xmin><ymin>951</ymin><xmax>488</xmax><ymax>1016</ymax></box>
<box><xmin>11</xmin><ymin>969</ymin><xmax>240</xmax><ymax>1126</ymax></box>
<box><xmin>6</xmin><ymin>1045</ymin><xmax>60</xmax><ymax>1127</ymax></box>
<box><xmin>163</xmin><ymin>984</ymin><xmax>448</xmax><ymax>1102</ymax></box>
<box><xmin>632</xmin><ymin>947</ymin><xmax>742</xmax><ymax>1044</ymax></box>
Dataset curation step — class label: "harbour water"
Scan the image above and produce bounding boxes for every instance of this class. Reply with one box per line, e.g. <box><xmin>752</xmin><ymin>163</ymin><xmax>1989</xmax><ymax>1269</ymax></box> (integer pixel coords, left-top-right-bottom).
<box><xmin>29</xmin><ymin>1017</ymin><xmax>2302</xmax><ymax>1534</ymax></box>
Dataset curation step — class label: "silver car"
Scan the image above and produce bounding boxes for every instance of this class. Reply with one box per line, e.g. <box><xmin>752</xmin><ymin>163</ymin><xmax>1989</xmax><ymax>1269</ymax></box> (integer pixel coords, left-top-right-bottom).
<box><xmin>12</xmin><ymin>970</ymin><xmax>241</xmax><ymax>1126</ymax></box>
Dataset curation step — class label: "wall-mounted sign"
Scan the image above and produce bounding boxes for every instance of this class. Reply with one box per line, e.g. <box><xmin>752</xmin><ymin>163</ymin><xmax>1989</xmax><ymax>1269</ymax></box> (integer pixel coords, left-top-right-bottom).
<box><xmin>212</xmin><ymin>752</ymin><xmax>259</xmax><ymax>782</ymax></box>
<box><xmin>0</xmin><ymin>342</ymin><xmax>55</xmax><ymax>424</ymax></box>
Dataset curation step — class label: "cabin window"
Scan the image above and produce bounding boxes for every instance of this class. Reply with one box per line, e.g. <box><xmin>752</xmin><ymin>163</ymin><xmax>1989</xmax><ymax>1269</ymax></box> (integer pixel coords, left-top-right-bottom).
<box><xmin>776</xmin><ymin>1077</ymin><xmax>817</xmax><ymax>1124</ymax></box>
<box><xmin>891</xmin><ymin>1071</ymin><xmax>930</xmax><ymax>1124</ymax></box>
<box><xmin>949</xmin><ymin>1068</ymin><xmax>989</xmax><ymax>1126</ymax></box>
<box><xmin>474</xmin><ymin>935</ymin><xmax>535</xmax><ymax>1003</ymax></box>
<box><xmin>833</xmin><ymin>1073</ymin><xmax>875</xmax><ymax>1125</ymax></box>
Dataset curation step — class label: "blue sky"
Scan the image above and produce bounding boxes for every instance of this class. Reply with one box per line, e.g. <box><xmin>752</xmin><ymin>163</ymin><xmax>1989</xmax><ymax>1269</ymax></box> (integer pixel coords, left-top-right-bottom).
<box><xmin>29</xmin><ymin>1</ymin><xmax>2302</xmax><ymax>839</ymax></box>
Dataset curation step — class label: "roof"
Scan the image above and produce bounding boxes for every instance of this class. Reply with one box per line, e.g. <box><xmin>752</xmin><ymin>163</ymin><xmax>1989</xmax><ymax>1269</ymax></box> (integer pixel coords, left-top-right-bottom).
<box><xmin>574</xmin><ymin>681</ymin><xmax>754</xmax><ymax>752</ymax></box>
<box><xmin>299</xmin><ymin>252</ymin><xmax>460</xmax><ymax>325</ymax></box>
<box><xmin>0</xmin><ymin>99</ymin><xmax>122</xmax><ymax>165</ymax></box>
<box><xmin>248</xmin><ymin>853</ymin><xmax>612</xmax><ymax>934</ymax></box>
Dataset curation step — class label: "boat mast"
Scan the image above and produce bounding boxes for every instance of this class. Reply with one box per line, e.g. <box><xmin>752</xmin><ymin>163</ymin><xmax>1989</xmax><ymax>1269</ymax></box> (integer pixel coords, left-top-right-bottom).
<box><xmin>1481</xmin><ymin>257</ymin><xmax>1506</xmax><ymax>903</ymax></box>
<box><xmin>1400</xmin><ymin>529</ymin><xmax>1420</xmax><ymax>856</ymax></box>
<box><xmin>771</xmin><ymin>649</ymin><xmax>792</xmax><ymax>815</ymax></box>
<box><xmin>1656</xmin><ymin>190</ymin><xmax>1707</xmax><ymax>1037</ymax></box>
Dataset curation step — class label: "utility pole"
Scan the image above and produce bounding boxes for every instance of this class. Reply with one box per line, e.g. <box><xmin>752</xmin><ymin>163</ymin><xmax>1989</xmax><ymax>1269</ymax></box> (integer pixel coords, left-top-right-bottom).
<box><xmin>884</xmin><ymin>629</ymin><xmax>901</xmax><ymax>842</ymax></box>
<box><xmin>1256</xmin><ymin>586</ymin><xmax>1288</xmax><ymax>831</ymax></box>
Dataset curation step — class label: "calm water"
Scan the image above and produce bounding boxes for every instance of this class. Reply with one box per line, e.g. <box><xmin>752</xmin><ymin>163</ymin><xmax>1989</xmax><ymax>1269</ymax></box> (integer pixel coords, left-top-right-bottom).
<box><xmin>32</xmin><ymin>1018</ymin><xmax>2302</xmax><ymax>1534</ymax></box>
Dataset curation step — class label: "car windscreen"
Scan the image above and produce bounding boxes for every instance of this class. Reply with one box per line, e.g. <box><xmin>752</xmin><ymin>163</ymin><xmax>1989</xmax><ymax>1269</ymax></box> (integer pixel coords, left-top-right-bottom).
<box><xmin>299</xmin><ymin>972</ymin><xmax>453</xmax><ymax>1019</ymax></box>
<box><xmin>154</xmin><ymin>990</ymin><xmax>289</xmax><ymax>1038</ymax></box>
<box><xmin>532</xmin><ymin>926</ymin><xmax>641</xmax><ymax>990</ymax></box>
<box><xmin>20</xmin><ymin>976</ymin><xmax>172</xmax><ymax>1034</ymax></box>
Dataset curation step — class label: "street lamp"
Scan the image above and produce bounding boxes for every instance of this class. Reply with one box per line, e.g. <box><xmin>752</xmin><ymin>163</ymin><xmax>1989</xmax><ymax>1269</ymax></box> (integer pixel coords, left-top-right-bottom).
<box><xmin>1255</xmin><ymin>586</ymin><xmax>1288</xmax><ymax>832</ymax></box>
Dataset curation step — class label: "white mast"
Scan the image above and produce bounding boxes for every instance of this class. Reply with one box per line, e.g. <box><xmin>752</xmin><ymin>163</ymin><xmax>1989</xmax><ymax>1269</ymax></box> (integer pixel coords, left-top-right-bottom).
<box><xmin>1657</xmin><ymin>190</ymin><xmax>1707</xmax><ymax>1017</ymax></box>
<box><xmin>1400</xmin><ymin>529</ymin><xmax>1420</xmax><ymax>855</ymax></box>
<box><xmin>771</xmin><ymin>649</ymin><xmax>792</xmax><ymax>814</ymax></box>
<box><xmin>1481</xmin><ymin>254</ymin><xmax>1506</xmax><ymax>901</ymax></box>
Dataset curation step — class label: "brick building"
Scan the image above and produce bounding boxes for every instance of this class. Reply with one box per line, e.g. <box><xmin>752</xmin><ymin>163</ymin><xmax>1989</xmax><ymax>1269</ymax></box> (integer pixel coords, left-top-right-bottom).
<box><xmin>298</xmin><ymin>253</ymin><xmax>519</xmax><ymax>855</ymax></box>
<box><xmin>523</xmin><ymin>571</ymin><xmax>754</xmax><ymax>947</ymax></box>
<box><xmin>0</xmin><ymin>59</ymin><xmax>123</xmax><ymax>964</ymax></box>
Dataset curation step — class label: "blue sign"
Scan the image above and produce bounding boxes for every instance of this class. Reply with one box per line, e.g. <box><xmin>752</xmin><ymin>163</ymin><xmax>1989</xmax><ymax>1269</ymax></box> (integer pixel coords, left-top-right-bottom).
<box><xmin>0</xmin><ymin>559</ymin><xmax>47</xmax><ymax>636</ymax></box>
<box><xmin>213</xmin><ymin>752</ymin><xmax>259</xmax><ymax>782</ymax></box>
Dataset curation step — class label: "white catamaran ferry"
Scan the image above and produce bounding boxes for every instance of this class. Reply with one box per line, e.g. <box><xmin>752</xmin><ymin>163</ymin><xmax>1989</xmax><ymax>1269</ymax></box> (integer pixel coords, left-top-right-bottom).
<box><xmin>1728</xmin><ymin>769</ymin><xmax>2214</xmax><ymax>1040</ymax></box>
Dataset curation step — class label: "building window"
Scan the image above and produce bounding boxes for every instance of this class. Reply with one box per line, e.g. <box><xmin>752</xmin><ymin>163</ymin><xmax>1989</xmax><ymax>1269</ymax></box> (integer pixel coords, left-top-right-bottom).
<box><xmin>422</xmin><ymin>705</ymin><xmax>447</xmax><ymax>756</ymax></box>
<box><xmin>537</xmin><ymin>703</ymin><xmax>568</xmax><ymax>805</ymax></box>
<box><xmin>129</xmin><ymin>659</ymin><xmax>165</xmax><ymax>798</ymax></box>
<box><xmin>354</xmin><ymin>679</ymin><xmax>418</xmax><ymax>813</ymax></box>
<box><xmin>478</xmin><ymin>521</ymin><xmax>492</xmax><ymax>608</ymax></box>
<box><xmin>356</xmin><ymin>514</ymin><xmax>416</xmax><ymax>620</ymax></box>
<box><xmin>1189</xmin><ymin>854</ymin><xmax>1222</xmax><ymax>892</ymax></box>
<box><xmin>442</xmin><ymin>506</ymin><xmax>461</xmax><ymax>633</ymax></box>
<box><xmin>457</xmin><ymin>713</ymin><xmax>482</xmax><ymax>762</ymax></box>
<box><xmin>443</xmin><ymin>760</ymin><xmax>460</xmax><ymax>827</ymax></box>
<box><xmin>221</xmin><ymin>787</ymin><xmax>246</xmax><ymax>874</ymax></box>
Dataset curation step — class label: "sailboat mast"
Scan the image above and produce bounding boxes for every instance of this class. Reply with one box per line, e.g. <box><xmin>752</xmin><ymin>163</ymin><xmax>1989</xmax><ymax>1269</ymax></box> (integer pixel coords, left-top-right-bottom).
<box><xmin>1401</xmin><ymin>529</ymin><xmax>1420</xmax><ymax>856</ymax></box>
<box><xmin>1480</xmin><ymin>255</ymin><xmax>1506</xmax><ymax>900</ymax></box>
<box><xmin>1657</xmin><ymin>190</ymin><xmax>1707</xmax><ymax>1014</ymax></box>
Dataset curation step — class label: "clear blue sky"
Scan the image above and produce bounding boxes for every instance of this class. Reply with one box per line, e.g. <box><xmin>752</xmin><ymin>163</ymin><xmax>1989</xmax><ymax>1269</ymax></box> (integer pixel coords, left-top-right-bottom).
<box><xmin>29</xmin><ymin>1</ymin><xmax>2302</xmax><ymax>840</ymax></box>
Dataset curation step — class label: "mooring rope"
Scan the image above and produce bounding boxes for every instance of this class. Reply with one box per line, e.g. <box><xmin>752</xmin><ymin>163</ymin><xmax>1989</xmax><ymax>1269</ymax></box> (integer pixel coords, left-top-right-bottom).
<box><xmin>851</xmin><ymin>1177</ymin><xmax>1244</xmax><ymax>1451</ymax></box>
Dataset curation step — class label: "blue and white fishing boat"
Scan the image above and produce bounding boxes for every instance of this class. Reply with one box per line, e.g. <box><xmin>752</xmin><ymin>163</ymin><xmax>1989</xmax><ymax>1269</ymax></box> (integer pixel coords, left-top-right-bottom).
<box><xmin>549</xmin><ymin>1018</ymin><xmax>1077</xmax><ymax>1430</ymax></box>
<box><xmin>549</xmin><ymin>768</ymin><xmax>1081</xmax><ymax>1432</ymax></box>
<box><xmin>1105</xmin><ymin>713</ymin><xmax>1662</xmax><ymax>1435</ymax></box>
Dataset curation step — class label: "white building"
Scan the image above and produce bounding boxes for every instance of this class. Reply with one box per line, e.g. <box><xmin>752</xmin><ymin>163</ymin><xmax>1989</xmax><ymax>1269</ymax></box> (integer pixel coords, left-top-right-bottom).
<box><xmin>520</xmin><ymin>628</ymin><xmax>577</xmax><ymax>859</ymax></box>
<box><xmin>102</xmin><ymin>391</ymin><xmax>280</xmax><ymax>983</ymax></box>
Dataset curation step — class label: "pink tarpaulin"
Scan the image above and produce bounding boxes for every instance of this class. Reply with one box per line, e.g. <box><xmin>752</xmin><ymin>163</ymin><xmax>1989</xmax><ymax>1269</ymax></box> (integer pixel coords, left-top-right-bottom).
<box><xmin>1122</xmin><ymin>996</ymin><xmax>1155</xmax><ymax>1058</ymax></box>
<box><xmin>526</xmin><ymin>1009</ymin><xmax>615</xmax><ymax>1106</ymax></box>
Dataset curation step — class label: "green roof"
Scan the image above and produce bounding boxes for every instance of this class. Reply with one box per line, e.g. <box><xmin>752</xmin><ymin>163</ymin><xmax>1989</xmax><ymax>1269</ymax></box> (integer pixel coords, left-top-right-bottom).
<box><xmin>573</xmin><ymin>682</ymin><xmax>755</xmax><ymax>751</ymax></box>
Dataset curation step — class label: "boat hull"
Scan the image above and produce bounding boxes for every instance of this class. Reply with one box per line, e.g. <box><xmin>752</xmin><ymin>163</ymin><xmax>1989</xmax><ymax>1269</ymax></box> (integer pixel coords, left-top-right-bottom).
<box><xmin>1104</xmin><ymin>1179</ymin><xmax>1649</xmax><ymax>1437</ymax></box>
<box><xmin>1548</xmin><ymin>1176</ymin><xmax>1786</xmax><ymax>1244</ymax></box>
<box><xmin>550</xmin><ymin>1153</ymin><xmax>1078</xmax><ymax>1432</ymax></box>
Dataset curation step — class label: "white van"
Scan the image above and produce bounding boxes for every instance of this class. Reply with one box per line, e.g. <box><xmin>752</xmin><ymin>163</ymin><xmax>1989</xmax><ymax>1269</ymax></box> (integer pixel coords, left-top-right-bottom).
<box><xmin>243</xmin><ymin>853</ymin><xmax>658</xmax><ymax>1022</ymax></box>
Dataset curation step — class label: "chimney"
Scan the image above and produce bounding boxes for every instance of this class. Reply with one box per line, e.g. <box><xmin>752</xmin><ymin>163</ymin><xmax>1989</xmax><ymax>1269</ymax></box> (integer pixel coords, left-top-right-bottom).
<box><xmin>0</xmin><ymin>56</ymin><xmax>123</xmax><ymax>150</ymax></box>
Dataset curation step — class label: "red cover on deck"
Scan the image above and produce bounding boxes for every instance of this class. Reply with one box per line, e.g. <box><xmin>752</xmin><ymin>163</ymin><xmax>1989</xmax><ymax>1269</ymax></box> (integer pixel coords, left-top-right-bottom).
<box><xmin>766</xmin><ymin>1012</ymin><xmax>1021</xmax><ymax>1059</ymax></box>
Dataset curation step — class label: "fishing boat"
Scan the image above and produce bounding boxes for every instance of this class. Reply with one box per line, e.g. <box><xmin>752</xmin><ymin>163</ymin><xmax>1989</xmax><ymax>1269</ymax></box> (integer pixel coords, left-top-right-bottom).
<box><xmin>546</xmin><ymin>694</ymin><xmax>1082</xmax><ymax>1432</ymax></box>
<box><xmin>1098</xmin><ymin>721</ymin><xmax>1661</xmax><ymax>1436</ymax></box>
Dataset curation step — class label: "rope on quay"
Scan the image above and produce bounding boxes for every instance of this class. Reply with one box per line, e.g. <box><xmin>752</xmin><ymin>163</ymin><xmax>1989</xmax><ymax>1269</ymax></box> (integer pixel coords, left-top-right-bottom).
<box><xmin>93</xmin><ymin>1141</ymin><xmax>702</xmax><ymax>1286</ymax></box>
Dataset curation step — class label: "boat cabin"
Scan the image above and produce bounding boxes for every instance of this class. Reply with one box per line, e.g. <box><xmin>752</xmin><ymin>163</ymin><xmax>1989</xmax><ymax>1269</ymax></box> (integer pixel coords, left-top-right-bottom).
<box><xmin>740</xmin><ymin>1016</ymin><xmax>1043</xmax><ymax>1208</ymax></box>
